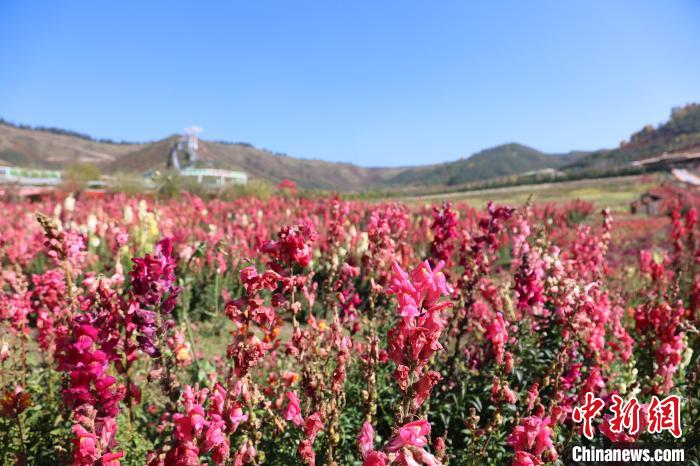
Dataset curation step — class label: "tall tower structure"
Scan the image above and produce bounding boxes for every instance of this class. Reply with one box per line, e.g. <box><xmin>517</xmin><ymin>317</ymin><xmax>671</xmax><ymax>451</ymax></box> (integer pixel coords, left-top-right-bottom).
<box><xmin>168</xmin><ymin>126</ymin><xmax>203</xmax><ymax>171</ymax></box>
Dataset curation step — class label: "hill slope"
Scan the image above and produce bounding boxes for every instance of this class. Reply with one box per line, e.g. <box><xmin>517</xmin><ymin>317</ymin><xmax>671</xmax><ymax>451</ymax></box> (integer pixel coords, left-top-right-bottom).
<box><xmin>567</xmin><ymin>103</ymin><xmax>700</xmax><ymax>170</ymax></box>
<box><xmin>2</xmin><ymin>103</ymin><xmax>698</xmax><ymax>191</ymax></box>
<box><xmin>105</xmin><ymin>137</ymin><xmax>406</xmax><ymax>191</ymax></box>
<box><xmin>386</xmin><ymin>143</ymin><xmax>584</xmax><ymax>187</ymax></box>
<box><xmin>0</xmin><ymin>122</ymin><xmax>408</xmax><ymax>190</ymax></box>
<box><xmin>0</xmin><ymin>122</ymin><xmax>575</xmax><ymax>191</ymax></box>
<box><xmin>0</xmin><ymin>122</ymin><xmax>143</xmax><ymax>169</ymax></box>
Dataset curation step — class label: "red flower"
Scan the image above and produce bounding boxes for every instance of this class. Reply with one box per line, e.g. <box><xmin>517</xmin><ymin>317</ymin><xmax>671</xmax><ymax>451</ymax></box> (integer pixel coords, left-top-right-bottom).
<box><xmin>0</xmin><ymin>386</ymin><xmax>31</xmax><ymax>418</ymax></box>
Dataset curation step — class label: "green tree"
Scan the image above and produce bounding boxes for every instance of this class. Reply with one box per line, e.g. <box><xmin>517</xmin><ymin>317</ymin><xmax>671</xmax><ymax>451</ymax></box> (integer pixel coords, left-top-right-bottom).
<box><xmin>61</xmin><ymin>162</ymin><xmax>101</xmax><ymax>192</ymax></box>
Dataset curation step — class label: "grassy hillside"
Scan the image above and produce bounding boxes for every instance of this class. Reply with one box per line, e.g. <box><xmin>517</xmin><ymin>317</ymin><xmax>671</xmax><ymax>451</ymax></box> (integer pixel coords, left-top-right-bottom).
<box><xmin>567</xmin><ymin>103</ymin><xmax>700</xmax><ymax>170</ymax></box>
<box><xmin>386</xmin><ymin>143</ymin><xmax>584</xmax><ymax>187</ymax></box>
<box><xmin>0</xmin><ymin>123</ymin><xmax>567</xmax><ymax>191</ymax></box>
<box><xmin>2</xmin><ymin>103</ymin><xmax>698</xmax><ymax>191</ymax></box>
<box><xmin>200</xmin><ymin>141</ymin><xmax>407</xmax><ymax>191</ymax></box>
<box><xmin>0</xmin><ymin>122</ymin><xmax>406</xmax><ymax>190</ymax></box>
<box><xmin>107</xmin><ymin>138</ymin><xmax>406</xmax><ymax>191</ymax></box>
<box><xmin>403</xmin><ymin>174</ymin><xmax>658</xmax><ymax>211</ymax></box>
<box><xmin>0</xmin><ymin>122</ymin><xmax>142</xmax><ymax>169</ymax></box>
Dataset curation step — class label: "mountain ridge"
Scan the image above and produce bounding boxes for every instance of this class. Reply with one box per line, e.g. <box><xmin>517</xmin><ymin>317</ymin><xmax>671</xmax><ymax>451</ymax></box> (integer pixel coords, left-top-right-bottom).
<box><xmin>0</xmin><ymin>121</ymin><xmax>583</xmax><ymax>191</ymax></box>
<box><xmin>2</xmin><ymin>103</ymin><xmax>699</xmax><ymax>191</ymax></box>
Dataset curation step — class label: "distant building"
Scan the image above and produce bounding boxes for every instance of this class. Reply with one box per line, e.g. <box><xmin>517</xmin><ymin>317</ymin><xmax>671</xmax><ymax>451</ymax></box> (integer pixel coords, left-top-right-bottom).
<box><xmin>518</xmin><ymin>168</ymin><xmax>564</xmax><ymax>179</ymax></box>
<box><xmin>165</xmin><ymin>127</ymin><xmax>248</xmax><ymax>186</ymax></box>
<box><xmin>671</xmin><ymin>168</ymin><xmax>700</xmax><ymax>186</ymax></box>
<box><xmin>179</xmin><ymin>167</ymin><xmax>248</xmax><ymax>186</ymax></box>
<box><xmin>631</xmin><ymin>150</ymin><xmax>700</xmax><ymax>169</ymax></box>
<box><xmin>630</xmin><ymin>189</ymin><xmax>664</xmax><ymax>216</ymax></box>
<box><xmin>0</xmin><ymin>166</ymin><xmax>62</xmax><ymax>185</ymax></box>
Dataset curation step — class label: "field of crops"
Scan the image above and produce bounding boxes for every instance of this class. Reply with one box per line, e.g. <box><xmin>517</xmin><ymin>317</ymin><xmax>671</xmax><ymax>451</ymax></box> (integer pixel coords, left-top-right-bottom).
<box><xmin>0</xmin><ymin>186</ymin><xmax>698</xmax><ymax>465</ymax></box>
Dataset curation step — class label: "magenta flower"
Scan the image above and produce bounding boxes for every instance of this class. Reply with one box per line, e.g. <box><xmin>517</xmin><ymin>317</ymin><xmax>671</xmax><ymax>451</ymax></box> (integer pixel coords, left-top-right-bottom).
<box><xmin>508</xmin><ymin>416</ymin><xmax>557</xmax><ymax>464</ymax></box>
<box><xmin>362</xmin><ymin>451</ymin><xmax>388</xmax><ymax>466</ymax></box>
<box><xmin>129</xmin><ymin>237</ymin><xmax>181</xmax><ymax>358</ymax></box>
<box><xmin>284</xmin><ymin>391</ymin><xmax>304</xmax><ymax>427</ymax></box>
<box><xmin>72</xmin><ymin>424</ymin><xmax>100</xmax><ymax>464</ymax></box>
<box><xmin>430</xmin><ymin>202</ymin><xmax>459</xmax><ymax>267</ymax></box>
<box><xmin>387</xmin><ymin>419</ymin><xmax>431</xmax><ymax>451</ymax></box>
<box><xmin>203</xmin><ymin>418</ymin><xmax>227</xmax><ymax>453</ymax></box>
<box><xmin>130</xmin><ymin>237</ymin><xmax>180</xmax><ymax>313</ymax></box>
<box><xmin>512</xmin><ymin>450</ymin><xmax>538</xmax><ymax>466</ymax></box>
<box><xmin>102</xmin><ymin>451</ymin><xmax>125</xmax><ymax>466</ymax></box>
<box><xmin>387</xmin><ymin>261</ymin><xmax>453</xmax><ymax>318</ymax></box>
<box><xmin>358</xmin><ymin>421</ymin><xmax>375</xmax><ymax>458</ymax></box>
<box><xmin>486</xmin><ymin>312</ymin><xmax>508</xmax><ymax>364</ymax></box>
<box><xmin>261</xmin><ymin>222</ymin><xmax>318</xmax><ymax>269</ymax></box>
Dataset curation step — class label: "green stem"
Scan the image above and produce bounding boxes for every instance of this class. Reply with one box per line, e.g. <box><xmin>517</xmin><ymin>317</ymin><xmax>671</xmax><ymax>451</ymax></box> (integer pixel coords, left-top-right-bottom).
<box><xmin>182</xmin><ymin>305</ymin><xmax>200</xmax><ymax>370</ymax></box>
<box><xmin>15</xmin><ymin>414</ymin><xmax>28</xmax><ymax>461</ymax></box>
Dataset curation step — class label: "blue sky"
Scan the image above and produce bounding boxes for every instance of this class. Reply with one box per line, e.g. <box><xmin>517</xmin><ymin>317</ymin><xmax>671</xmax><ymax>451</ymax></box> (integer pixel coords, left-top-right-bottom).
<box><xmin>0</xmin><ymin>1</ymin><xmax>698</xmax><ymax>167</ymax></box>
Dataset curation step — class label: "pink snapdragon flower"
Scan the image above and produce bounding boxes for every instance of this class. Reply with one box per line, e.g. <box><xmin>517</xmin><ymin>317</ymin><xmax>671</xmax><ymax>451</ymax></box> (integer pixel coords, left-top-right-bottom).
<box><xmin>358</xmin><ymin>421</ymin><xmax>375</xmax><ymax>458</ymax></box>
<box><xmin>430</xmin><ymin>202</ymin><xmax>459</xmax><ymax>267</ymax></box>
<box><xmin>284</xmin><ymin>391</ymin><xmax>304</xmax><ymax>427</ymax></box>
<box><xmin>387</xmin><ymin>260</ymin><xmax>453</xmax><ymax>318</ymax></box>
<box><xmin>387</xmin><ymin>420</ymin><xmax>431</xmax><ymax>451</ymax></box>
<box><xmin>363</xmin><ymin>419</ymin><xmax>442</xmax><ymax>466</ymax></box>
<box><xmin>486</xmin><ymin>312</ymin><xmax>508</xmax><ymax>364</ymax></box>
<box><xmin>72</xmin><ymin>424</ymin><xmax>100</xmax><ymax>464</ymax></box>
<box><xmin>363</xmin><ymin>451</ymin><xmax>388</xmax><ymax>466</ymax></box>
<box><xmin>261</xmin><ymin>222</ymin><xmax>318</xmax><ymax>269</ymax></box>
<box><xmin>508</xmin><ymin>416</ymin><xmax>557</xmax><ymax>465</ymax></box>
<box><xmin>155</xmin><ymin>383</ymin><xmax>245</xmax><ymax>465</ymax></box>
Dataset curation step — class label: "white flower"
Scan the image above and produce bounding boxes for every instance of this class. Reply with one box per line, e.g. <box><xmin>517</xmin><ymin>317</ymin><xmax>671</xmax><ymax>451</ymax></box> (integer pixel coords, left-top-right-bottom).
<box><xmin>87</xmin><ymin>214</ymin><xmax>98</xmax><ymax>232</ymax></box>
<box><xmin>138</xmin><ymin>200</ymin><xmax>148</xmax><ymax>220</ymax></box>
<box><xmin>64</xmin><ymin>195</ymin><xmax>76</xmax><ymax>212</ymax></box>
<box><xmin>358</xmin><ymin>232</ymin><xmax>370</xmax><ymax>254</ymax></box>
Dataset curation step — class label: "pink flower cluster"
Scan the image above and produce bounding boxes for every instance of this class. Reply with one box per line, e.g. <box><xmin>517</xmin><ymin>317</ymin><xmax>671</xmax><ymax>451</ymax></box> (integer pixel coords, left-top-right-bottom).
<box><xmin>151</xmin><ymin>384</ymin><xmax>248</xmax><ymax>465</ymax></box>
<box><xmin>635</xmin><ymin>301</ymin><xmax>686</xmax><ymax>393</ymax></box>
<box><xmin>359</xmin><ymin>420</ymin><xmax>442</xmax><ymax>466</ymax></box>
<box><xmin>430</xmin><ymin>202</ymin><xmax>458</xmax><ymax>267</ymax></box>
<box><xmin>56</xmin><ymin>315</ymin><xmax>124</xmax><ymax>464</ymax></box>
<box><xmin>358</xmin><ymin>259</ymin><xmax>453</xmax><ymax>465</ymax></box>
<box><xmin>261</xmin><ymin>222</ymin><xmax>319</xmax><ymax>269</ymax></box>
<box><xmin>386</xmin><ymin>260</ymin><xmax>453</xmax><ymax>397</ymax></box>
<box><xmin>129</xmin><ymin>237</ymin><xmax>181</xmax><ymax>357</ymax></box>
<box><xmin>507</xmin><ymin>416</ymin><xmax>557</xmax><ymax>466</ymax></box>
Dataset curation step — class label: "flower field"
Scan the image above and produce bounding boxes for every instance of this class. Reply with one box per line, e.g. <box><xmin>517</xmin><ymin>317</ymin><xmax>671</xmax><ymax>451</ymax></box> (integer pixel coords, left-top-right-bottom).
<box><xmin>0</xmin><ymin>188</ymin><xmax>698</xmax><ymax>465</ymax></box>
